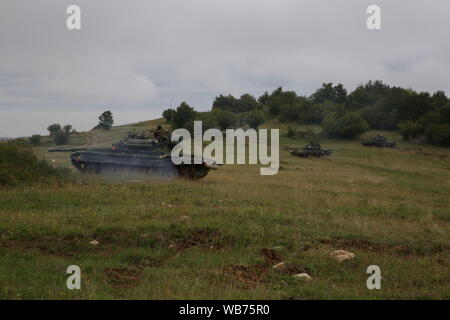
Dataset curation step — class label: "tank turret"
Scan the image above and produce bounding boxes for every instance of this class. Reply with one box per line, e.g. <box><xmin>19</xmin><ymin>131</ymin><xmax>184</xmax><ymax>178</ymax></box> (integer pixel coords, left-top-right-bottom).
<box><xmin>361</xmin><ymin>135</ymin><xmax>396</xmax><ymax>148</ymax></box>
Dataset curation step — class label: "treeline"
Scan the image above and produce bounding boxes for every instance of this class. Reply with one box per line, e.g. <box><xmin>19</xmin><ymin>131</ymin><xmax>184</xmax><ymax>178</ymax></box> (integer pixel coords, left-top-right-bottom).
<box><xmin>162</xmin><ymin>81</ymin><xmax>450</xmax><ymax>146</ymax></box>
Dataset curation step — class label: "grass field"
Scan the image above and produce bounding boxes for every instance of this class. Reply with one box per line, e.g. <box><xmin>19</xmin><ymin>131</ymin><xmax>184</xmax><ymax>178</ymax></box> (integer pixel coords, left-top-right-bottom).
<box><xmin>1</xmin><ymin>120</ymin><xmax>449</xmax><ymax>299</ymax></box>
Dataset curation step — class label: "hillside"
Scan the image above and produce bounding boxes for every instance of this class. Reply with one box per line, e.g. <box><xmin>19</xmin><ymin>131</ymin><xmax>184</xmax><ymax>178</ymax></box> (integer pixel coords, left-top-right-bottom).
<box><xmin>0</xmin><ymin>119</ymin><xmax>449</xmax><ymax>299</ymax></box>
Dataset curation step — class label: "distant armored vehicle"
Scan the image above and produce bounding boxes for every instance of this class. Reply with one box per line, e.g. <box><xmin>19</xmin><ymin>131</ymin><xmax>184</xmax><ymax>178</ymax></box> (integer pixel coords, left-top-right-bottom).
<box><xmin>361</xmin><ymin>135</ymin><xmax>396</xmax><ymax>148</ymax></box>
<box><xmin>49</xmin><ymin>129</ymin><xmax>218</xmax><ymax>180</ymax></box>
<box><xmin>290</xmin><ymin>142</ymin><xmax>332</xmax><ymax>158</ymax></box>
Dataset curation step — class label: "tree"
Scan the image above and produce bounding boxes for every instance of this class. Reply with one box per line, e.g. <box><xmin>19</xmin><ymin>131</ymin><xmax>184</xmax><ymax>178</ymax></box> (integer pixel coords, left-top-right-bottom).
<box><xmin>425</xmin><ymin>124</ymin><xmax>450</xmax><ymax>147</ymax></box>
<box><xmin>311</xmin><ymin>83</ymin><xmax>347</xmax><ymax>104</ymax></box>
<box><xmin>47</xmin><ymin>123</ymin><xmax>62</xmax><ymax>136</ymax></box>
<box><xmin>212</xmin><ymin>109</ymin><xmax>238</xmax><ymax>130</ymax></box>
<box><xmin>323</xmin><ymin>111</ymin><xmax>369</xmax><ymax>139</ymax></box>
<box><xmin>54</xmin><ymin>131</ymin><xmax>70</xmax><ymax>145</ymax></box>
<box><xmin>264</xmin><ymin>87</ymin><xmax>298</xmax><ymax>115</ymax></box>
<box><xmin>196</xmin><ymin>112</ymin><xmax>218</xmax><ymax>131</ymax></box>
<box><xmin>397</xmin><ymin>120</ymin><xmax>421</xmax><ymax>141</ymax></box>
<box><xmin>212</xmin><ymin>94</ymin><xmax>260</xmax><ymax>113</ymax></box>
<box><xmin>171</xmin><ymin>102</ymin><xmax>197</xmax><ymax>130</ymax></box>
<box><xmin>279</xmin><ymin>103</ymin><xmax>301</xmax><ymax>122</ymax></box>
<box><xmin>162</xmin><ymin>108</ymin><xmax>176</xmax><ymax>123</ymax></box>
<box><xmin>98</xmin><ymin>111</ymin><xmax>114</xmax><ymax>130</ymax></box>
<box><xmin>241</xmin><ymin>110</ymin><xmax>266</xmax><ymax>129</ymax></box>
<box><xmin>212</xmin><ymin>94</ymin><xmax>238</xmax><ymax>112</ymax></box>
<box><xmin>63</xmin><ymin>125</ymin><xmax>73</xmax><ymax>135</ymax></box>
<box><xmin>345</xmin><ymin>80</ymin><xmax>390</xmax><ymax>110</ymax></box>
<box><xmin>29</xmin><ymin>134</ymin><xmax>42</xmax><ymax>146</ymax></box>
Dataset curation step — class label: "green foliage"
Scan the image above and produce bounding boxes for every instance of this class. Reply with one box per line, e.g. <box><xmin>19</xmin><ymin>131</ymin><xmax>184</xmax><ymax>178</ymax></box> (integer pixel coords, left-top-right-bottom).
<box><xmin>46</xmin><ymin>123</ymin><xmax>72</xmax><ymax>145</ymax></box>
<box><xmin>54</xmin><ymin>131</ymin><xmax>70</xmax><ymax>145</ymax></box>
<box><xmin>159</xmin><ymin>81</ymin><xmax>450</xmax><ymax>147</ymax></box>
<box><xmin>240</xmin><ymin>109</ymin><xmax>266</xmax><ymax>129</ymax></box>
<box><xmin>29</xmin><ymin>134</ymin><xmax>42</xmax><ymax>146</ymax></box>
<box><xmin>346</xmin><ymin>80</ymin><xmax>390</xmax><ymax>110</ymax></box>
<box><xmin>47</xmin><ymin>123</ymin><xmax>62</xmax><ymax>136</ymax></box>
<box><xmin>162</xmin><ymin>108</ymin><xmax>176</xmax><ymax>123</ymax></box>
<box><xmin>211</xmin><ymin>109</ymin><xmax>238</xmax><ymax>130</ymax></box>
<box><xmin>98</xmin><ymin>111</ymin><xmax>114</xmax><ymax>130</ymax></box>
<box><xmin>171</xmin><ymin>102</ymin><xmax>197</xmax><ymax>130</ymax></box>
<box><xmin>311</xmin><ymin>83</ymin><xmax>347</xmax><ymax>104</ymax></box>
<box><xmin>424</xmin><ymin>124</ymin><xmax>450</xmax><ymax>146</ymax></box>
<box><xmin>397</xmin><ymin>120</ymin><xmax>421</xmax><ymax>141</ymax></box>
<box><xmin>63</xmin><ymin>125</ymin><xmax>72</xmax><ymax>135</ymax></box>
<box><xmin>212</xmin><ymin>94</ymin><xmax>260</xmax><ymax>113</ymax></box>
<box><xmin>323</xmin><ymin>111</ymin><xmax>369</xmax><ymax>139</ymax></box>
<box><xmin>196</xmin><ymin>112</ymin><xmax>218</xmax><ymax>131</ymax></box>
<box><xmin>0</xmin><ymin>144</ymin><xmax>70</xmax><ymax>187</ymax></box>
<box><xmin>287</xmin><ymin>126</ymin><xmax>295</xmax><ymax>137</ymax></box>
<box><xmin>264</xmin><ymin>87</ymin><xmax>298</xmax><ymax>115</ymax></box>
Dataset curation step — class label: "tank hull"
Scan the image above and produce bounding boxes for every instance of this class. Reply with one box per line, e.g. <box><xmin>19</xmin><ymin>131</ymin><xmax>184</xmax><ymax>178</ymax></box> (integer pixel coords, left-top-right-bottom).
<box><xmin>360</xmin><ymin>141</ymin><xmax>396</xmax><ymax>148</ymax></box>
<box><xmin>70</xmin><ymin>150</ymin><xmax>212</xmax><ymax>180</ymax></box>
<box><xmin>291</xmin><ymin>149</ymin><xmax>332</xmax><ymax>158</ymax></box>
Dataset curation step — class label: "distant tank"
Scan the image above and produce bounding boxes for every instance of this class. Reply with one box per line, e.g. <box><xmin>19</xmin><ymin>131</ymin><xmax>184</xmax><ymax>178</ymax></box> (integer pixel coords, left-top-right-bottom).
<box><xmin>290</xmin><ymin>142</ymin><xmax>332</xmax><ymax>158</ymax></box>
<box><xmin>361</xmin><ymin>135</ymin><xmax>396</xmax><ymax>148</ymax></box>
<box><xmin>49</xmin><ymin>128</ymin><xmax>218</xmax><ymax>180</ymax></box>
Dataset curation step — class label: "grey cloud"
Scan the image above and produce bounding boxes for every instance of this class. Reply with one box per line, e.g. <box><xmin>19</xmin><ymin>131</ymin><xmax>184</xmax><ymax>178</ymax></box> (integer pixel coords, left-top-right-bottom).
<box><xmin>0</xmin><ymin>0</ymin><xmax>449</xmax><ymax>136</ymax></box>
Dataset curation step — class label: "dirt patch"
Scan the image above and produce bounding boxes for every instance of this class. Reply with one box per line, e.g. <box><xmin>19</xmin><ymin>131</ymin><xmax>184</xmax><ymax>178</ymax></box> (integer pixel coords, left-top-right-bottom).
<box><xmin>223</xmin><ymin>264</ymin><xmax>268</xmax><ymax>285</ymax></box>
<box><xmin>261</xmin><ymin>248</ymin><xmax>282</xmax><ymax>263</ymax></box>
<box><xmin>223</xmin><ymin>248</ymin><xmax>308</xmax><ymax>286</ymax></box>
<box><xmin>104</xmin><ymin>267</ymin><xmax>142</xmax><ymax>288</ymax></box>
<box><xmin>280</xmin><ymin>264</ymin><xmax>309</xmax><ymax>275</ymax></box>
<box><xmin>171</xmin><ymin>229</ymin><xmax>225</xmax><ymax>251</ymax></box>
<box><xmin>0</xmin><ymin>234</ymin><xmax>88</xmax><ymax>258</ymax></box>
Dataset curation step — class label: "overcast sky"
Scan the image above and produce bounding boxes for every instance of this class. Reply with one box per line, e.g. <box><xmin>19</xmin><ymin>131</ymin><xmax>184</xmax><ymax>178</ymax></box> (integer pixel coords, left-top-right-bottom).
<box><xmin>1</xmin><ymin>0</ymin><xmax>449</xmax><ymax>137</ymax></box>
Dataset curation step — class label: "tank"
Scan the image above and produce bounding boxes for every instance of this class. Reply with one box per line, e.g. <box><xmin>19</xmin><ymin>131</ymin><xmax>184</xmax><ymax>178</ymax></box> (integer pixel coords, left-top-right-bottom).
<box><xmin>290</xmin><ymin>142</ymin><xmax>332</xmax><ymax>158</ymax></box>
<box><xmin>361</xmin><ymin>135</ymin><xmax>396</xmax><ymax>148</ymax></box>
<box><xmin>49</xmin><ymin>129</ymin><xmax>218</xmax><ymax>180</ymax></box>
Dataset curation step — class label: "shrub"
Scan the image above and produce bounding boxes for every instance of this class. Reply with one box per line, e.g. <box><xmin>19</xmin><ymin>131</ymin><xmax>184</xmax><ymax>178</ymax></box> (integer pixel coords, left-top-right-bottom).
<box><xmin>29</xmin><ymin>134</ymin><xmax>42</xmax><ymax>146</ymax></box>
<box><xmin>424</xmin><ymin>124</ymin><xmax>450</xmax><ymax>147</ymax></box>
<box><xmin>53</xmin><ymin>131</ymin><xmax>70</xmax><ymax>145</ymax></box>
<box><xmin>287</xmin><ymin>127</ymin><xmax>295</xmax><ymax>138</ymax></box>
<box><xmin>241</xmin><ymin>110</ymin><xmax>266</xmax><ymax>129</ymax></box>
<box><xmin>0</xmin><ymin>144</ymin><xmax>71</xmax><ymax>187</ymax></box>
<box><xmin>397</xmin><ymin>120</ymin><xmax>421</xmax><ymax>141</ymax></box>
<box><xmin>323</xmin><ymin>111</ymin><xmax>369</xmax><ymax>139</ymax></box>
<box><xmin>212</xmin><ymin>109</ymin><xmax>238</xmax><ymax>130</ymax></box>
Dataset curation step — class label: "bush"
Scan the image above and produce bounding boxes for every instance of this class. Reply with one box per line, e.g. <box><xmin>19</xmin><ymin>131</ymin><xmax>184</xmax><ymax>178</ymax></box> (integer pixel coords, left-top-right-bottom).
<box><xmin>53</xmin><ymin>131</ymin><xmax>70</xmax><ymax>145</ymax></box>
<box><xmin>397</xmin><ymin>120</ymin><xmax>421</xmax><ymax>141</ymax></box>
<box><xmin>287</xmin><ymin>127</ymin><xmax>295</xmax><ymax>138</ymax></box>
<box><xmin>47</xmin><ymin>123</ymin><xmax>62</xmax><ymax>136</ymax></box>
<box><xmin>212</xmin><ymin>109</ymin><xmax>238</xmax><ymax>130</ymax></box>
<box><xmin>0</xmin><ymin>144</ymin><xmax>70</xmax><ymax>187</ymax></box>
<box><xmin>241</xmin><ymin>110</ymin><xmax>266</xmax><ymax>129</ymax></box>
<box><xmin>425</xmin><ymin>124</ymin><xmax>450</xmax><ymax>147</ymax></box>
<box><xmin>162</xmin><ymin>108</ymin><xmax>176</xmax><ymax>123</ymax></box>
<box><xmin>29</xmin><ymin>134</ymin><xmax>42</xmax><ymax>146</ymax></box>
<box><xmin>323</xmin><ymin>111</ymin><xmax>369</xmax><ymax>139</ymax></box>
